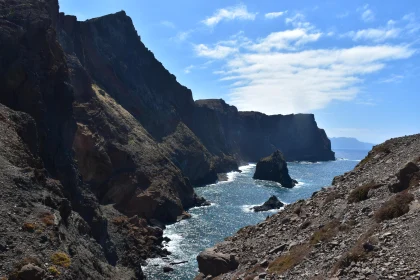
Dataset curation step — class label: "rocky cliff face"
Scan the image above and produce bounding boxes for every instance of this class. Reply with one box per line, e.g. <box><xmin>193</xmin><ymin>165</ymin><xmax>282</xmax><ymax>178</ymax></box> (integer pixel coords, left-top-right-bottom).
<box><xmin>253</xmin><ymin>150</ymin><xmax>297</xmax><ymax>188</ymax></box>
<box><xmin>193</xmin><ymin>99</ymin><xmax>335</xmax><ymax>162</ymax></box>
<box><xmin>57</xmin><ymin>11</ymin><xmax>222</xmax><ymax>185</ymax></box>
<box><xmin>195</xmin><ymin>134</ymin><xmax>420</xmax><ymax>279</ymax></box>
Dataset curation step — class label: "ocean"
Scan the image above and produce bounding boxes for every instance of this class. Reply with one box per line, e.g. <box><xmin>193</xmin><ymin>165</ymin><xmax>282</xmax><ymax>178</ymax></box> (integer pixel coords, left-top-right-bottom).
<box><xmin>143</xmin><ymin>149</ymin><xmax>369</xmax><ymax>279</ymax></box>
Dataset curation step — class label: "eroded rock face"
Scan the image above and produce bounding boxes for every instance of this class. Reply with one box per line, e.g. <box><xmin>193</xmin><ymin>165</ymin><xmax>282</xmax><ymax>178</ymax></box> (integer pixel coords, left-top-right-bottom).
<box><xmin>196</xmin><ymin>249</ymin><xmax>239</xmax><ymax>277</ymax></box>
<box><xmin>252</xmin><ymin>195</ymin><xmax>284</xmax><ymax>212</ymax></box>
<box><xmin>253</xmin><ymin>150</ymin><xmax>297</xmax><ymax>188</ymax></box>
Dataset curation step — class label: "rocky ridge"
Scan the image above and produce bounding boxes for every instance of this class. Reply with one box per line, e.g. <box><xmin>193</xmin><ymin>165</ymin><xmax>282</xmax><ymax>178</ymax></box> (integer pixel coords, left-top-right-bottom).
<box><xmin>196</xmin><ymin>134</ymin><xmax>420</xmax><ymax>279</ymax></box>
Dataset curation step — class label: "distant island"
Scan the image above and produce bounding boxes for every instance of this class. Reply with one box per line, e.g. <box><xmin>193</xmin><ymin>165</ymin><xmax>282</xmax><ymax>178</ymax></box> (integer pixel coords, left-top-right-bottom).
<box><xmin>330</xmin><ymin>137</ymin><xmax>375</xmax><ymax>150</ymax></box>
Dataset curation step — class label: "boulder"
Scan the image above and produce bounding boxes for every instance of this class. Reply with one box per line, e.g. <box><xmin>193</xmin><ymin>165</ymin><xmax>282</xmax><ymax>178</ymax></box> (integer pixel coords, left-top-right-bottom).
<box><xmin>252</xmin><ymin>195</ymin><xmax>284</xmax><ymax>212</ymax></box>
<box><xmin>253</xmin><ymin>150</ymin><xmax>297</xmax><ymax>188</ymax></box>
<box><xmin>163</xmin><ymin>266</ymin><xmax>174</xmax><ymax>273</ymax></box>
<box><xmin>197</xmin><ymin>248</ymin><xmax>239</xmax><ymax>276</ymax></box>
<box><xmin>18</xmin><ymin>264</ymin><xmax>45</xmax><ymax>280</ymax></box>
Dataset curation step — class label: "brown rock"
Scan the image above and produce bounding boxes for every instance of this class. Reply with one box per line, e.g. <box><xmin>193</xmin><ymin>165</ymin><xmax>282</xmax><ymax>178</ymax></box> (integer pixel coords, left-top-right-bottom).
<box><xmin>197</xmin><ymin>249</ymin><xmax>239</xmax><ymax>276</ymax></box>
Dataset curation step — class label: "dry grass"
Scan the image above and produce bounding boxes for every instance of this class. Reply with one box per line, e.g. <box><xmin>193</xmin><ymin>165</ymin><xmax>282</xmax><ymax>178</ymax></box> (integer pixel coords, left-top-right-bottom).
<box><xmin>374</xmin><ymin>191</ymin><xmax>414</xmax><ymax>222</ymax></box>
<box><xmin>22</xmin><ymin>222</ymin><xmax>37</xmax><ymax>232</ymax></box>
<box><xmin>112</xmin><ymin>216</ymin><xmax>128</xmax><ymax>225</ymax></box>
<box><xmin>348</xmin><ymin>182</ymin><xmax>381</xmax><ymax>203</ymax></box>
<box><xmin>332</xmin><ymin>226</ymin><xmax>378</xmax><ymax>273</ymax></box>
<box><xmin>359</xmin><ymin>144</ymin><xmax>390</xmax><ymax>167</ymax></box>
<box><xmin>324</xmin><ymin>191</ymin><xmax>342</xmax><ymax>206</ymax></box>
<box><xmin>51</xmin><ymin>252</ymin><xmax>71</xmax><ymax>268</ymax></box>
<box><xmin>40</xmin><ymin>212</ymin><xmax>55</xmax><ymax>226</ymax></box>
<box><xmin>268</xmin><ymin>244</ymin><xmax>311</xmax><ymax>274</ymax></box>
<box><xmin>47</xmin><ymin>266</ymin><xmax>60</xmax><ymax>276</ymax></box>
<box><xmin>310</xmin><ymin>220</ymin><xmax>340</xmax><ymax>245</ymax></box>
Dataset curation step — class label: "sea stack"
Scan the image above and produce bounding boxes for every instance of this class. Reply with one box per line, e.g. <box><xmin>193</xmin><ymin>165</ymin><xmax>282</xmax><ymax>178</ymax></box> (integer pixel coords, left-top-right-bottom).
<box><xmin>253</xmin><ymin>150</ymin><xmax>297</xmax><ymax>188</ymax></box>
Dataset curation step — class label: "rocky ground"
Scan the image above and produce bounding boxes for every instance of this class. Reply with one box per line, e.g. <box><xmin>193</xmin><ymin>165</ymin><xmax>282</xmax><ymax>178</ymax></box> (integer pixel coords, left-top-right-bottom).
<box><xmin>196</xmin><ymin>134</ymin><xmax>420</xmax><ymax>280</ymax></box>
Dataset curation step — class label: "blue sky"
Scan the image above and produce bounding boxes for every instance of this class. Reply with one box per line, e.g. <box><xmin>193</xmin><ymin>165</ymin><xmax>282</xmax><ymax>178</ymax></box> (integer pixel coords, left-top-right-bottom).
<box><xmin>59</xmin><ymin>0</ymin><xmax>420</xmax><ymax>144</ymax></box>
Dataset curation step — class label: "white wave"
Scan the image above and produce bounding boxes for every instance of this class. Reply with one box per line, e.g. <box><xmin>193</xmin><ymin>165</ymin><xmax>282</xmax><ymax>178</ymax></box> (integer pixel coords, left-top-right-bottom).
<box><xmin>239</xmin><ymin>163</ymin><xmax>256</xmax><ymax>173</ymax></box>
<box><xmin>298</xmin><ymin>161</ymin><xmax>321</xmax><ymax>165</ymax></box>
<box><xmin>337</xmin><ymin>158</ymin><xmax>361</xmax><ymax>162</ymax></box>
<box><xmin>162</xmin><ymin>233</ymin><xmax>184</xmax><ymax>252</ymax></box>
<box><xmin>294</xmin><ymin>181</ymin><xmax>305</xmax><ymax>188</ymax></box>
<box><xmin>241</xmin><ymin>204</ymin><xmax>285</xmax><ymax>213</ymax></box>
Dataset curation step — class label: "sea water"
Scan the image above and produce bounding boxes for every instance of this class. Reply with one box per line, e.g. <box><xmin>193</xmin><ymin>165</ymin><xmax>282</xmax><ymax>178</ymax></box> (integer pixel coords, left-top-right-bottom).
<box><xmin>143</xmin><ymin>149</ymin><xmax>369</xmax><ymax>280</ymax></box>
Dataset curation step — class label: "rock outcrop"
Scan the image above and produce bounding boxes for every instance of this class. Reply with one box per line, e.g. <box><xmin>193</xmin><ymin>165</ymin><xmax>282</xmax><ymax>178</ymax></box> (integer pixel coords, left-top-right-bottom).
<box><xmin>253</xmin><ymin>150</ymin><xmax>297</xmax><ymax>188</ymax></box>
<box><xmin>196</xmin><ymin>134</ymin><xmax>420</xmax><ymax>279</ymax></box>
<box><xmin>252</xmin><ymin>195</ymin><xmax>284</xmax><ymax>212</ymax></box>
<box><xmin>196</xmin><ymin>248</ymin><xmax>239</xmax><ymax>277</ymax></box>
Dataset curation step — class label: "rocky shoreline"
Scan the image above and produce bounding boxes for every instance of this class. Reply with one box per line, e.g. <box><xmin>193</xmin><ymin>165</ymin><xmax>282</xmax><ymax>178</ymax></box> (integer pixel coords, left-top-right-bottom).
<box><xmin>196</xmin><ymin>134</ymin><xmax>420</xmax><ymax>279</ymax></box>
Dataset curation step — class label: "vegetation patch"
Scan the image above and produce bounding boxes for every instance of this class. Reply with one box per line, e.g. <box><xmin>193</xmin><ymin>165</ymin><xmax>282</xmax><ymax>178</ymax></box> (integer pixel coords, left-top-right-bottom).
<box><xmin>374</xmin><ymin>191</ymin><xmax>414</xmax><ymax>222</ymax></box>
<box><xmin>324</xmin><ymin>191</ymin><xmax>342</xmax><ymax>206</ymax></box>
<box><xmin>358</xmin><ymin>144</ymin><xmax>390</xmax><ymax>167</ymax></box>
<box><xmin>40</xmin><ymin>212</ymin><xmax>55</xmax><ymax>226</ymax></box>
<box><xmin>51</xmin><ymin>252</ymin><xmax>71</xmax><ymax>268</ymax></box>
<box><xmin>332</xmin><ymin>226</ymin><xmax>378</xmax><ymax>273</ymax></box>
<box><xmin>112</xmin><ymin>216</ymin><xmax>128</xmax><ymax>225</ymax></box>
<box><xmin>22</xmin><ymin>222</ymin><xmax>37</xmax><ymax>232</ymax></box>
<box><xmin>268</xmin><ymin>244</ymin><xmax>311</xmax><ymax>274</ymax></box>
<box><xmin>48</xmin><ymin>266</ymin><xmax>60</xmax><ymax>276</ymax></box>
<box><xmin>348</xmin><ymin>182</ymin><xmax>381</xmax><ymax>203</ymax></box>
<box><xmin>310</xmin><ymin>220</ymin><xmax>340</xmax><ymax>245</ymax></box>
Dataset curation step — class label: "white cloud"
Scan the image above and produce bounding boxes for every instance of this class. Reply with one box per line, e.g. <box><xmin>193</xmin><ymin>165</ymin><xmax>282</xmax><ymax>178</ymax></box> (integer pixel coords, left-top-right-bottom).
<box><xmin>285</xmin><ymin>13</ymin><xmax>315</xmax><ymax>30</ymax></box>
<box><xmin>194</xmin><ymin>44</ymin><xmax>238</xmax><ymax>59</ymax></box>
<box><xmin>342</xmin><ymin>14</ymin><xmax>420</xmax><ymax>42</ymax></box>
<box><xmin>344</xmin><ymin>27</ymin><xmax>401</xmax><ymax>42</ymax></box>
<box><xmin>248</xmin><ymin>29</ymin><xmax>322</xmax><ymax>52</ymax></box>
<box><xmin>184</xmin><ymin>65</ymin><xmax>194</xmax><ymax>74</ymax></box>
<box><xmin>202</xmin><ymin>4</ymin><xmax>256</xmax><ymax>27</ymax></box>
<box><xmin>359</xmin><ymin>4</ymin><xmax>375</xmax><ymax>22</ymax></box>
<box><xmin>161</xmin><ymin>20</ymin><xmax>175</xmax><ymax>29</ymax></box>
<box><xmin>208</xmin><ymin>35</ymin><xmax>414</xmax><ymax>114</ymax></box>
<box><xmin>265</xmin><ymin>11</ymin><xmax>287</xmax><ymax>19</ymax></box>
<box><xmin>173</xmin><ymin>30</ymin><xmax>193</xmax><ymax>42</ymax></box>
<box><xmin>379</xmin><ymin>74</ymin><xmax>404</xmax><ymax>83</ymax></box>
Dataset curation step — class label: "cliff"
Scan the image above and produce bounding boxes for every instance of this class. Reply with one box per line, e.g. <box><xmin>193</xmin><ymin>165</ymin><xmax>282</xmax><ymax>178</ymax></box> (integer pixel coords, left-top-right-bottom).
<box><xmin>193</xmin><ymin>99</ymin><xmax>335</xmax><ymax>162</ymax></box>
<box><xmin>196</xmin><ymin>134</ymin><xmax>420</xmax><ymax>279</ymax></box>
<box><xmin>0</xmin><ymin>1</ymin><xmax>335</xmax><ymax>279</ymax></box>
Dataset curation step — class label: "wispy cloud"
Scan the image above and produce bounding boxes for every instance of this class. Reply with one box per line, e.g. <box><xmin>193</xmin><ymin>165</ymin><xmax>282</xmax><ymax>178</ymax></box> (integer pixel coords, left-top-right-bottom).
<box><xmin>161</xmin><ymin>20</ymin><xmax>175</xmax><ymax>29</ymax></box>
<box><xmin>172</xmin><ymin>30</ymin><xmax>194</xmax><ymax>42</ymax></box>
<box><xmin>195</xmin><ymin>22</ymin><xmax>414</xmax><ymax>115</ymax></box>
<box><xmin>194</xmin><ymin>44</ymin><xmax>238</xmax><ymax>59</ymax></box>
<box><xmin>379</xmin><ymin>74</ymin><xmax>405</xmax><ymax>83</ymax></box>
<box><xmin>359</xmin><ymin>4</ymin><xmax>375</xmax><ymax>22</ymax></box>
<box><xmin>202</xmin><ymin>4</ymin><xmax>256</xmax><ymax>27</ymax></box>
<box><xmin>343</xmin><ymin>23</ymin><xmax>401</xmax><ymax>42</ymax></box>
<box><xmin>337</xmin><ymin>11</ymin><xmax>349</xmax><ymax>19</ymax></box>
<box><xmin>265</xmin><ymin>11</ymin><xmax>287</xmax><ymax>19</ymax></box>
<box><xmin>342</xmin><ymin>14</ymin><xmax>420</xmax><ymax>42</ymax></box>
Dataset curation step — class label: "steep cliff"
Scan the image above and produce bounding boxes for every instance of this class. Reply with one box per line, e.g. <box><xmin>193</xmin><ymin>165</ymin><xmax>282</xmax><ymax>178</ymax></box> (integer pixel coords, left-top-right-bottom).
<box><xmin>57</xmin><ymin>11</ymin><xmax>223</xmax><ymax>185</ymax></box>
<box><xmin>196</xmin><ymin>134</ymin><xmax>420</xmax><ymax>279</ymax></box>
<box><xmin>193</xmin><ymin>99</ymin><xmax>335</xmax><ymax>162</ymax></box>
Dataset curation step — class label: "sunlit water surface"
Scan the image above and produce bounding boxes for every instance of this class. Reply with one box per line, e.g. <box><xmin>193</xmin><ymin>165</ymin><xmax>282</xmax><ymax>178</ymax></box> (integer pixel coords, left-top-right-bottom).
<box><xmin>143</xmin><ymin>149</ymin><xmax>369</xmax><ymax>279</ymax></box>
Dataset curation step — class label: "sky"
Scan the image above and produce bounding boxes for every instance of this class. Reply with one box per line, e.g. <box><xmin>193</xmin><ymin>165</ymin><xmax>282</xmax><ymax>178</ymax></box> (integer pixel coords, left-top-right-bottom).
<box><xmin>59</xmin><ymin>0</ymin><xmax>420</xmax><ymax>144</ymax></box>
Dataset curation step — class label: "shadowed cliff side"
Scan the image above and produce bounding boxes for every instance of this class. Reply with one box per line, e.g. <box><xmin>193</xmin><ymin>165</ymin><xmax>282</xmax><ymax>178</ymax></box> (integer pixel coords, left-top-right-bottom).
<box><xmin>193</xmin><ymin>99</ymin><xmax>335</xmax><ymax>162</ymax></box>
<box><xmin>57</xmin><ymin>11</ymin><xmax>227</xmax><ymax>185</ymax></box>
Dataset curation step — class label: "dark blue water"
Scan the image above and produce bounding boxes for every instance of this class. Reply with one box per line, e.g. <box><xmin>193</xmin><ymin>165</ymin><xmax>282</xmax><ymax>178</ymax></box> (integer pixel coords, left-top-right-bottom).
<box><xmin>143</xmin><ymin>149</ymin><xmax>369</xmax><ymax>279</ymax></box>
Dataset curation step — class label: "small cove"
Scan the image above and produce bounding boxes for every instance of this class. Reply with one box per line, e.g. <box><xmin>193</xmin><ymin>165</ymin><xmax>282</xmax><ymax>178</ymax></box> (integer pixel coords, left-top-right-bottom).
<box><xmin>143</xmin><ymin>149</ymin><xmax>368</xmax><ymax>280</ymax></box>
